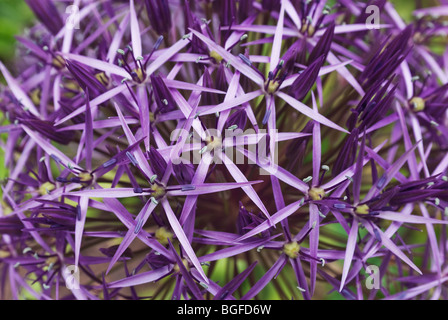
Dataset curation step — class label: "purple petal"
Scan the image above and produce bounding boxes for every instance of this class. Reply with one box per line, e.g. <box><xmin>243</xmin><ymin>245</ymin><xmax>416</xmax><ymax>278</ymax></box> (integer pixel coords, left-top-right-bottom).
<box><xmin>276</xmin><ymin>91</ymin><xmax>349</xmax><ymax>133</ymax></box>
<box><xmin>340</xmin><ymin>218</ymin><xmax>359</xmax><ymax>291</ymax></box>
<box><xmin>161</xmin><ymin>199</ymin><xmax>208</xmax><ymax>284</ymax></box>
<box><xmin>108</xmin><ymin>265</ymin><xmax>172</xmax><ymax>288</ymax></box>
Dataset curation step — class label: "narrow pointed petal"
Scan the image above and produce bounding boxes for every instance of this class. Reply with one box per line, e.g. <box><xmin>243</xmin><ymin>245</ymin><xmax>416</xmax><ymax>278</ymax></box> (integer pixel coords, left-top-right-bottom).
<box><xmin>288</xmin><ymin>56</ymin><xmax>325</xmax><ymax>101</ymax></box>
<box><xmin>309</xmin><ymin>203</ymin><xmax>320</xmax><ymax>295</ymax></box>
<box><xmin>55</xmin><ymin>84</ymin><xmax>129</xmax><ymax>126</ymax></box>
<box><xmin>84</xmin><ymin>91</ymin><xmax>93</xmax><ymax>171</ymax></box>
<box><xmin>236</xmin><ymin>199</ymin><xmax>304</xmax><ymax>242</ymax></box>
<box><xmin>270</xmin><ymin>2</ymin><xmax>285</xmax><ymax>71</ymax></box>
<box><xmin>108</xmin><ymin>265</ymin><xmax>172</xmax><ymax>288</ymax></box>
<box><xmin>106</xmin><ymin>200</ymin><xmax>157</xmax><ymax>274</ymax></box>
<box><xmin>364</xmin><ymin>144</ymin><xmax>418</xmax><ymax>201</ymax></box>
<box><xmin>340</xmin><ymin>219</ymin><xmax>359</xmax><ymax>291</ymax></box>
<box><xmin>202</xmin><ymin>90</ymin><xmax>263</xmax><ymax>115</ymax></box>
<box><xmin>362</xmin><ymin>221</ymin><xmax>422</xmax><ymax>275</ymax></box>
<box><xmin>161</xmin><ymin>199</ymin><xmax>208</xmax><ymax>283</ymax></box>
<box><xmin>146</xmin><ymin>35</ymin><xmax>191</xmax><ymax>76</ymax></box>
<box><xmin>74</xmin><ymin>196</ymin><xmax>89</xmax><ymax>267</ymax></box>
<box><xmin>277</xmin><ymin>91</ymin><xmax>349</xmax><ymax>133</ymax></box>
<box><xmin>22</xmin><ymin>125</ymin><xmax>82</xmax><ymax>171</ymax></box>
<box><xmin>198</xmin><ymin>236</ymin><xmax>278</xmax><ymax>262</ymax></box>
<box><xmin>129</xmin><ymin>0</ymin><xmax>142</xmax><ymax>58</ymax></box>
<box><xmin>0</xmin><ymin>62</ymin><xmax>40</xmax><ymax>117</ymax></box>
<box><xmin>167</xmin><ymin>240</ymin><xmax>204</xmax><ymax>300</ymax></box>
<box><xmin>353</xmin><ymin>133</ymin><xmax>366</xmax><ymax>204</ymax></box>
<box><xmin>189</xmin><ymin>29</ymin><xmax>264</xmax><ymax>86</ymax></box>
<box><xmin>167</xmin><ymin>181</ymin><xmax>263</xmax><ymax>197</ymax></box>
<box><xmin>221</xmin><ymin>153</ymin><xmax>270</xmax><ymax>220</ymax></box>
<box><xmin>61</xmin><ymin>53</ymin><xmax>130</xmax><ymax>78</ymax></box>
<box><xmin>376</xmin><ymin>211</ymin><xmax>448</xmax><ymax>225</ymax></box>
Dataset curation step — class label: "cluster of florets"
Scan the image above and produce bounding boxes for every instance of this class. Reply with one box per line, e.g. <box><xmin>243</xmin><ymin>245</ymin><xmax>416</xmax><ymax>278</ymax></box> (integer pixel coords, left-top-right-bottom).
<box><xmin>0</xmin><ymin>0</ymin><xmax>447</xmax><ymax>300</ymax></box>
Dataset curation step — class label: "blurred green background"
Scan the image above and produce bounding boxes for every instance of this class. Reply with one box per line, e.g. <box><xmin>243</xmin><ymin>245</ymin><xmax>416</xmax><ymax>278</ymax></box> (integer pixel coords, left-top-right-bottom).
<box><xmin>0</xmin><ymin>0</ymin><xmax>34</xmax><ymax>63</ymax></box>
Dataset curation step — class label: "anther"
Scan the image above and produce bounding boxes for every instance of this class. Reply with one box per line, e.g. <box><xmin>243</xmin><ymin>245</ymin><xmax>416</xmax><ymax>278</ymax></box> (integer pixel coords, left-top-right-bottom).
<box><xmin>76</xmin><ymin>205</ymin><xmax>82</xmax><ymax>221</ymax></box>
<box><xmin>134</xmin><ymin>218</ymin><xmax>143</xmax><ymax>234</ymax></box>
<box><xmin>303</xmin><ymin>176</ymin><xmax>313</xmax><ymax>183</ymax></box>
<box><xmin>126</xmin><ymin>151</ymin><xmax>138</xmax><ymax>166</ymax></box>
<box><xmin>376</xmin><ymin>175</ymin><xmax>387</xmax><ymax>189</ymax></box>
<box><xmin>103</xmin><ymin>158</ymin><xmax>117</xmax><ymax>168</ymax></box>
<box><xmin>181</xmin><ymin>185</ymin><xmax>196</xmax><ymax>191</ymax></box>
<box><xmin>238</xmin><ymin>53</ymin><xmax>252</xmax><ymax>66</ymax></box>
<box><xmin>320</xmin><ymin>258</ymin><xmax>325</xmax><ymax>267</ymax></box>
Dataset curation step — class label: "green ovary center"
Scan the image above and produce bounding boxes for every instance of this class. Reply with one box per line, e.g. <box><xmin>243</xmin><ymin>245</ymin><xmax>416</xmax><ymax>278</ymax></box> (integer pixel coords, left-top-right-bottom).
<box><xmin>355</xmin><ymin>204</ymin><xmax>370</xmax><ymax>215</ymax></box>
<box><xmin>39</xmin><ymin>182</ymin><xmax>55</xmax><ymax>195</ymax></box>
<box><xmin>265</xmin><ymin>80</ymin><xmax>280</xmax><ymax>94</ymax></box>
<box><xmin>283</xmin><ymin>241</ymin><xmax>300</xmax><ymax>259</ymax></box>
<box><xmin>410</xmin><ymin>97</ymin><xmax>425</xmax><ymax>112</ymax></box>
<box><xmin>209</xmin><ymin>50</ymin><xmax>223</xmax><ymax>63</ymax></box>
<box><xmin>206</xmin><ymin>136</ymin><xmax>222</xmax><ymax>151</ymax></box>
<box><xmin>173</xmin><ymin>258</ymin><xmax>190</xmax><ymax>273</ymax></box>
<box><xmin>309</xmin><ymin>187</ymin><xmax>325</xmax><ymax>201</ymax></box>
<box><xmin>151</xmin><ymin>184</ymin><xmax>166</xmax><ymax>198</ymax></box>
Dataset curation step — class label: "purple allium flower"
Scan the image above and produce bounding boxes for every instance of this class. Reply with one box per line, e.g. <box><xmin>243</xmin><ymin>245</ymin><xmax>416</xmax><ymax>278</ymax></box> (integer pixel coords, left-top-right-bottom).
<box><xmin>1</xmin><ymin>0</ymin><xmax>448</xmax><ymax>301</ymax></box>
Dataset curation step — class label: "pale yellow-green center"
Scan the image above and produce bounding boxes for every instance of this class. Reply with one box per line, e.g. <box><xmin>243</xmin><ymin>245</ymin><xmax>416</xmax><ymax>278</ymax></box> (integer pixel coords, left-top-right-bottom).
<box><xmin>79</xmin><ymin>172</ymin><xmax>93</xmax><ymax>182</ymax></box>
<box><xmin>206</xmin><ymin>136</ymin><xmax>222</xmax><ymax>151</ymax></box>
<box><xmin>39</xmin><ymin>182</ymin><xmax>55</xmax><ymax>196</ymax></box>
<box><xmin>410</xmin><ymin>97</ymin><xmax>425</xmax><ymax>112</ymax></box>
<box><xmin>52</xmin><ymin>55</ymin><xmax>66</xmax><ymax>69</ymax></box>
<box><xmin>265</xmin><ymin>80</ymin><xmax>280</xmax><ymax>94</ymax></box>
<box><xmin>173</xmin><ymin>258</ymin><xmax>190</xmax><ymax>273</ymax></box>
<box><xmin>133</xmin><ymin>68</ymin><xmax>144</xmax><ymax>82</ymax></box>
<box><xmin>63</xmin><ymin>81</ymin><xmax>81</xmax><ymax>97</ymax></box>
<box><xmin>355</xmin><ymin>204</ymin><xmax>370</xmax><ymax>215</ymax></box>
<box><xmin>151</xmin><ymin>184</ymin><xmax>166</xmax><ymax>198</ymax></box>
<box><xmin>209</xmin><ymin>50</ymin><xmax>223</xmax><ymax>63</ymax></box>
<box><xmin>95</xmin><ymin>72</ymin><xmax>109</xmax><ymax>86</ymax></box>
<box><xmin>42</xmin><ymin>256</ymin><xmax>59</xmax><ymax>271</ymax></box>
<box><xmin>283</xmin><ymin>241</ymin><xmax>301</xmax><ymax>259</ymax></box>
<box><xmin>309</xmin><ymin>187</ymin><xmax>325</xmax><ymax>201</ymax></box>
<box><xmin>30</xmin><ymin>89</ymin><xmax>41</xmax><ymax>106</ymax></box>
<box><xmin>301</xmin><ymin>23</ymin><xmax>315</xmax><ymax>36</ymax></box>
